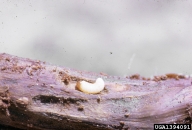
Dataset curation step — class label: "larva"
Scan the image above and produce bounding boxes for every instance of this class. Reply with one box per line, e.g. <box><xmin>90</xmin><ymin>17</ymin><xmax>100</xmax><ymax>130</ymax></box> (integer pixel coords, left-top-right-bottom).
<box><xmin>76</xmin><ymin>78</ymin><xmax>105</xmax><ymax>94</ymax></box>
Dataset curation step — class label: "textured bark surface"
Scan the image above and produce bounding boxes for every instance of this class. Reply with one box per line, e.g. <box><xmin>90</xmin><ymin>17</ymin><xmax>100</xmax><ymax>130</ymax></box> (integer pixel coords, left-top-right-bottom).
<box><xmin>0</xmin><ymin>53</ymin><xmax>191</xmax><ymax>130</ymax></box>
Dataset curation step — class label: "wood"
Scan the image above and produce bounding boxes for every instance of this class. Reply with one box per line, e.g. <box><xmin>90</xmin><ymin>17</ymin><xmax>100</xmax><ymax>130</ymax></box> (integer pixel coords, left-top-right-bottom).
<box><xmin>0</xmin><ymin>53</ymin><xmax>191</xmax><ymax>130</ymax></box>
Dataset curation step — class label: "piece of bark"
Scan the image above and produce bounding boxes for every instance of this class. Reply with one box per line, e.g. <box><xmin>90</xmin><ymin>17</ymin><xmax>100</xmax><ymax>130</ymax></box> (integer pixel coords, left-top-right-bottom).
<box><xmin>0</xmin><ymin>53</ymin><xmax>191</xmax><ymax>130</ymax></box>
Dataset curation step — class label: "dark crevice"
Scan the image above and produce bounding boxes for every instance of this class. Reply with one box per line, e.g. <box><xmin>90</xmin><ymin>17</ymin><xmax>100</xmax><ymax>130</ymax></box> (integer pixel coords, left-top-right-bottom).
<box><xmin>33</xmin><ymin>95</ymin><xmax>87</xmax><ymax>104</ymax></box>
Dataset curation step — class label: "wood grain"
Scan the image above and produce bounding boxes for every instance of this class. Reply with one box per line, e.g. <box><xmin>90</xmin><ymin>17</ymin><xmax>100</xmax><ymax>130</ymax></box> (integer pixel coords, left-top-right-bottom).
<box><xmin>0</xmin><ymin>53</ymin><xmax>191</xmax><ymax>130</ymax></box>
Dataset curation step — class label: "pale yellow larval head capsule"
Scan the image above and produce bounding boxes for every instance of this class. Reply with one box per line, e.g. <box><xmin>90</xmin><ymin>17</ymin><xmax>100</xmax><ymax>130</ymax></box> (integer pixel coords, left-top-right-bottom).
<box><xmin>76</xmin><ymin>78</ymin><xmax>105</xmax><ymax>94</ymax></box>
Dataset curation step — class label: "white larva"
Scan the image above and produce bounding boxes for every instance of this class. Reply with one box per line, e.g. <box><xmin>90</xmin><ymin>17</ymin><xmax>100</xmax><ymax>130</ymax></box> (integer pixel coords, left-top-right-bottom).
<box><xmin>76</xmin><ymin>78</ymin><xmax>105</xmax><ymax>94</ymax></box>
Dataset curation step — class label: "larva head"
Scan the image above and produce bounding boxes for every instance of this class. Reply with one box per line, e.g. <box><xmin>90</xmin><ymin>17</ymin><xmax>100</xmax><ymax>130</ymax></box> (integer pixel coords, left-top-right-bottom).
<box><xmin>95</xmin><ymin>78</ymin><xmax>105</xmax><ymax>87</ymax></box>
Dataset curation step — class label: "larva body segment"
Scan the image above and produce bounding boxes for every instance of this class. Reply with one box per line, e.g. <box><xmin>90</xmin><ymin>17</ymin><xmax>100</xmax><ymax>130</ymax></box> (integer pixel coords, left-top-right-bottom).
<box><xmin>76</xmin><ymin>78</ymin><xmax>105</xmax><ymax>94</ymax></box>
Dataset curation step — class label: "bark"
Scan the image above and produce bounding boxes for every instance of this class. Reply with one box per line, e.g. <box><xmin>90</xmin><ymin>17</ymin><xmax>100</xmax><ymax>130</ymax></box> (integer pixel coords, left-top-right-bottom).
<box><xmin>0</xmin><ymin>53</ymin><xmax>191</xmax><ymax>130</ymax></box>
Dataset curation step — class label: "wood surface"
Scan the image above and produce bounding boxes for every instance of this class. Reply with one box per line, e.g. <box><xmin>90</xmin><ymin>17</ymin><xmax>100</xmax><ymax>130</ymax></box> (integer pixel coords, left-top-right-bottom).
<box><xmin>0</xmin><ymin>53</ymin><xmax>191</xmax><ymax>130</ymax></box>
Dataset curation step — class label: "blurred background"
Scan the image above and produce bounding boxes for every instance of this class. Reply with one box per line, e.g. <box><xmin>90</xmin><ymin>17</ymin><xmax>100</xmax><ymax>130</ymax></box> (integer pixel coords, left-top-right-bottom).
<box><xmin>0</xmin><ymin>0</ymin><xmax>192</xmax><ymax>77</ymax></box>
